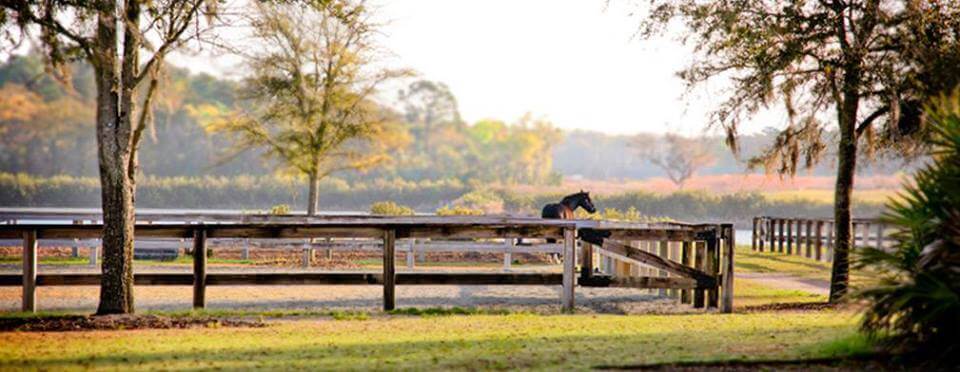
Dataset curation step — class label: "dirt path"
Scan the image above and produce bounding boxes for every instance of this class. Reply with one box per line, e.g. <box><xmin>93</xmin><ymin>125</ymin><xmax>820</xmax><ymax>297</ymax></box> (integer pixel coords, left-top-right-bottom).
<box><xmin>738</xmin><ymin>272</ymin><xmax>830</xmax><ymax>296</ymax></box>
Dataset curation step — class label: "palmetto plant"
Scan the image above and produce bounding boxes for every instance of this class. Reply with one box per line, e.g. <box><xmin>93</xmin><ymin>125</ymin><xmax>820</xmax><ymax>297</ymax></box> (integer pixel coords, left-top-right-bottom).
<box><xmin>857</xmin><ymin>92</ymin><xmax>960</xmax><ymax>361</ymax></box>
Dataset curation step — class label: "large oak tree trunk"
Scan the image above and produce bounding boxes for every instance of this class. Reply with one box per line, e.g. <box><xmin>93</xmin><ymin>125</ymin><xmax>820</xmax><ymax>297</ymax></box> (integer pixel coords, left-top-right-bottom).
<box><xmin>829</xmin><ymin>71</ymin><xmax>862</xmax><ymax>303</ymax></box>
<box><xmin>94</xmin><ymin>1</ymin><xmax>137</xmax><ymax>315</ymax></box>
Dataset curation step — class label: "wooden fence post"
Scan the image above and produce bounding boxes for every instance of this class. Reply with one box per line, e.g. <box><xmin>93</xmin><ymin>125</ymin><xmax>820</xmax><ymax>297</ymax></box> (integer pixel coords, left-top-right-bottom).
<box><xmin>562</xmin><ymin>228</ymin><xmax>576</xmax><ymax>312</ymax></box>
<box><xmin>658</xmin><ymin>239</ymin><xmax>669</xmax><ymax>297</ymax></box>
<box><xmin>875</xmin><ymin>224</ymin><xmax>885</xmax><ymax>249</ymax></box>
<box><xmin>707</xmin><ymin>232</ymin><xmax>719</xmax><ymax>309</ymax></box>
<box><xmin>767</xmin><ymin>218</ymin><xmax>775</xmax><ymax>253</ymax></box>
<box><xmin>751</xmin><ymin>217</ymin><xmax>758</xmax><ymax>251</ymax></box>
<box><xmin>815</xmin><ymin>221</ymin><xmax>824</xmax><ymax>261</ymax></box>
<box><xmin>22</xmin><ymin>229</ymin><xmax>37</xmax><ymax>312</ymax></box>
<box><xmin>408</xmin><ymin>239</ymin><xmax>416</xmax><ymax>269</ymax></box>
<box><xmin>786</xmin><ymin>218</ymin><xmax>793</xmax><ymax>254</ymax></box>
<box><xmin>681</xmin><ymin>241</ymin><xmax>692</xmax><ymax>304</ymax></box>
<box><xmin>193</xmin><ymin>228</ymin><xmax>207</xmax><ymax>309</ymax></box>
<box><xmin>89</xmin><ymin>239</ymin><xmax>99</xmax><ymax>267</ymax></box>
<box><xmin>777</xmin><ymin>219</ymin><xmax>785</xmax><ymax>252</ymax></box>
<box><xmin>720</xmin><ymin>224</ymin><xmax>735</xmax><ymax>313</ymax></box>
<box><xmin>71</xmin><ymin>220</ymin><xmax>80</xmax><ymax>258</ymax></box>
<box><xmin>383</xmin><ymin>229</ymin><xmax>396</xmax><ymax>311</ymax></box>
<box><xmin>758</xmin><ymin>218</ymin><xmax>765</xmax><ymax>252</ymax></box>
<box><xmin>850</xmin><ymin>222</ymin><xmax>860</xmax><ymax>248</ymax></box>
<box><xmin>826</xmin><ymin>221</ymin><xmax>835</xmax><ymax>262</ymax></box>
<box><xmin>805</xmin><ymin>220</ymin><xmax>813</xmax><ymax>258</ymax></box>
<box><xmin>301</xmin><ymin>240</ymin><xmax>311</xmax><ymax>268</ymax></box>
<box><xmin>502</xmin><ymin>238</ymin><xmax>512</xmax><ymax>271</ymax></box>
<box><xmin>693</xmin><ymin>241</ymin><xmax>706</xmax><ymax>308</ymax></box>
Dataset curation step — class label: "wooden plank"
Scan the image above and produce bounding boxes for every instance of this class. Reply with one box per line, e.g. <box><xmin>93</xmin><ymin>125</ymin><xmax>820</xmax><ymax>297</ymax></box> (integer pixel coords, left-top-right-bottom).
<box><xmin>562</xmin><ymin>228</ymin><xmax>576</xmax><ymax>312</ymax></box>
<box><xmin>22</xmin><ymin>230</ymin><xmax>37</xmax><ymax>312</ymax></box>
<box><xmin>693</xmin><ymin>241</ymin><xmax>706</xmax><ymax>308</ymax></box>
<box><xmin>600</xmin><ymin>229</ymin><xmax>699</xmax><ymax>242</ymax></box>
<box><xmin>383</xmin><ymin>229</ymin><xmax>396</xmax><ymax>311</ymax></box>
<box><xmin>805</xmin><ymin>220</ymin><xmax>813</xmax><ymax>257</ymax></box>
<box><xmin>596</xmin><ymin>239</ymin><xmax>715</xmax><ymax>286</ymax></box>
<box><xmin>580</xmin><ymin>275</ymin><xmax>699</xmax><ymax>289</ymax></box>
<box><xmin>0</xmin><ymin>272</ymin><xmax>563</xmax><ymax>286</ymax></box>
<box><xmin>398</xmin><ymin>272</ymin><xmax>561</xmax><ymax>285</ymax></box>
<box><xmin>721</xmin><ymin>224</ymin><xmax>735</xmax><ymax>313</ymax></box>
<box><xmin>193</xmin><ymin>229</ymin><xmax>207</xmax><ymax>309</ymax></box>
<box><xmin>680</xmin><ymin>241</ymin><xmax>692</xmax><ymax>304</ymax></box>
<box><xmin>751</xmin><ymin>217</ymin><xmax>758</xmax><ymax>251</ymax></box>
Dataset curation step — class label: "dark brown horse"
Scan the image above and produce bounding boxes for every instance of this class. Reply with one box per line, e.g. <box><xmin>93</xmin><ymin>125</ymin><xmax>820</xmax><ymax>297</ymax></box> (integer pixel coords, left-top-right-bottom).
<box><xmin>539</xmin><ymin>191</ymin><xmax>596</xmax><ymax>249</ymax></box>
<box><xmin>542</xmin><ymin>190</ymin><xmax>596</xmax><ymax>219</ymax></box>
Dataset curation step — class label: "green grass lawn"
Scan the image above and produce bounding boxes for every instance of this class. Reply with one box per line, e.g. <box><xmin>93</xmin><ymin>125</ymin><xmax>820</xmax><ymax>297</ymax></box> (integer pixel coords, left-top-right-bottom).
<box><xmin>0</xmin><ymin>311</ymin><xmax>867</xmax><ymax>371</ymax></box>
<box><xmin>0</xmin><ymin>245</ymin><xmax>873</xmax><ymax>370</ymax></box>
<box><xmin>736</xmin><ymin>247</ymin><xmax>833</xmax><ymax>280</ymax></box>
<box><xmin>735</xmin><ymin>246</ymin><xmax>879</xmax><ymax>288</ymax></box>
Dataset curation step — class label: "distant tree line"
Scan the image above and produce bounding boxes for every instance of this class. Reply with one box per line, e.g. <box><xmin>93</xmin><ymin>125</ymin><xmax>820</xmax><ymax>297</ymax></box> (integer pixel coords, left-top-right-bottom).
<box><xmin>0</xmin><ymin>53</ymin><xmax>911</xmax><ymax>186</ymax></box>
<box><xmin>0</xmin><ymin>172</ymin><xmax>884</xmax><ymax>224</ymax></box>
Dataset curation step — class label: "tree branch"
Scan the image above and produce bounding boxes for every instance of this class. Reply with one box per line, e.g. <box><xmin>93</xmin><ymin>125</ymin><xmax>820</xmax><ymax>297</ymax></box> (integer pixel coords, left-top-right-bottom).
<box><xmin>855</xmin><ymin>105</ymin><xmax>890</xmax><ymax>138</ymax></box>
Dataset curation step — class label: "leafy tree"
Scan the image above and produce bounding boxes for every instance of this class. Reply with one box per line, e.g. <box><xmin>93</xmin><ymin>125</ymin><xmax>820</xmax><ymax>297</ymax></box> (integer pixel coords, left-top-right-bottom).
<box><xmin>1</xmin><ymin>0</ymin><xmax>220</xmax><ymax>314</ymax></box>
<box><xmin>640</xmin><ymin>0</ymin><xmax>960</xmax><ymax>301</ymax></box>
<box><xmin>398</xmin><ymin>80</ymin><xmax>462</xmax><ymax>156</ymax></box>
<box><xmin>206</xmin><ymin>0</ymin><xmax>410</xmax><ymax>215</ymax></box>
<box><xmin>857</xmin><ymin>92</ymin><xmax>960</xmax><ymax>364</ymax></box>
<box><xmin>634</xmin><ymin>133</ymin><xmax>715</xmax><ymax>189</ymax></box>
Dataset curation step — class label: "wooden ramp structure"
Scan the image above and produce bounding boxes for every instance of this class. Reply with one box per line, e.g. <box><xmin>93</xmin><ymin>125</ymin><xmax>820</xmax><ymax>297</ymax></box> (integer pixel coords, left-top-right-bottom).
<box><xmin>0</xmin><ymin>216</ymin><xmax>735</xmax><ymax>313</ymax></box>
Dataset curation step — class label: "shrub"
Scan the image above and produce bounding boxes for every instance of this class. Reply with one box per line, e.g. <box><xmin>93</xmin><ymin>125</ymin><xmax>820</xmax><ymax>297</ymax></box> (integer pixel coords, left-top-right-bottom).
<box><xmin>269</xmin><ymin>204</ymin><xmax>291</xmax><ymax>215</ymax></box>
<box><xmin>856</xmin><ymin>93</ymin><xmax>960</xmax><ymax>363</ymax></box>
<box><xmin>448</xmin><ymin>189</ymin><xmax>504</xmax><ymax>214</ymax></box>
<box><xmin>436</xmin><ymin>205</ymin><xmax>484</xmax><ymax>216</ymax></box>
<box><xmin>370</xmin><ymin>201</ymin><xmax>415</xmax><ymax>216</ymax></box>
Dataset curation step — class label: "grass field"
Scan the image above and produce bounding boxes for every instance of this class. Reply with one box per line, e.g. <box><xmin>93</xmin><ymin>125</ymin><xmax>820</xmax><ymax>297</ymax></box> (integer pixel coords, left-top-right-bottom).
<box><xmin>761</xmin><ymin>189</ymin><xmax>898</xmax><ymax>204</ymax></box>
<box><xmin>0</xmin><ymin>246</ymin><xmax>874</xmax><ymax>370</ymax></box>
<box><xmin>0</xmin><ymin>311</ymin><xmax>867</xmax><ymax>371</ymax></box>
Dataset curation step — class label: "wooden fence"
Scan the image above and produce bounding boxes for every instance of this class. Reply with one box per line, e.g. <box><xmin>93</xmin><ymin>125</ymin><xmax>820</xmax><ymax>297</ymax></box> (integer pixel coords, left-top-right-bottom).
<box><xmin>750</xmin><ymin>216</ymin><xmax>894</xmax><ymax>261</ymax></box>
<box><xmin>0</xmin><ymin>216</ymin><xmax>735</xmax><ymax>314</ymax></box>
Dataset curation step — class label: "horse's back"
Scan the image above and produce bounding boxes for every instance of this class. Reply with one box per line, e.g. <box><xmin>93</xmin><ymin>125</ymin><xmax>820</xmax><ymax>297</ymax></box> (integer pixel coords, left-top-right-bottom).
<box><xmin>542</xmin><ymin>203</ymin><xmax>572</xmax><ymax>219</ymax></box>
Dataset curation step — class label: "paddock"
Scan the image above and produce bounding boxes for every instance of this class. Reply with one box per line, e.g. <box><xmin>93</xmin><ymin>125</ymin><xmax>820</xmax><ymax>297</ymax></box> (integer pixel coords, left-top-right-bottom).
<box><xmin>0</xmin><ymin>215</ymin><xmax>735</xmax><ymax>313</ymax></box>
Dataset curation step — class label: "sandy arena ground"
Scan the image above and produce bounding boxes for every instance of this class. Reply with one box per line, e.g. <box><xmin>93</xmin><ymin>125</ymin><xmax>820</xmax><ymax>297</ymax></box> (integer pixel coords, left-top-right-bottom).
<box><xmin>0</xmin><ymin>264</ymin><xmax>690</xmax><ymax>315</ymax></box>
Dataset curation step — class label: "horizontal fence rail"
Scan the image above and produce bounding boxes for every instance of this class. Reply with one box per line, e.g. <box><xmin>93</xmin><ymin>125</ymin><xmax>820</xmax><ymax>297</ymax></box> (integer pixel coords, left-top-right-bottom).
<box><xmin>0</xmin><ymin>216</ymin><xmax>734</xmax><ymax>313</ymax></box>
<box><xmin>751</xmin><ymin>216</ymin><xmax>893</xmax><ymax>262</ymax></box>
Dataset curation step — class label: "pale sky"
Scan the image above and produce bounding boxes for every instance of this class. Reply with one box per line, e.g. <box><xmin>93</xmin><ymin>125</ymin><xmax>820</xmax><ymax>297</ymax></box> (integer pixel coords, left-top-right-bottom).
<box><xmin>172</xmin><ymin>0</ymin><xmax>781</xmax><ymax>136</ymax></box>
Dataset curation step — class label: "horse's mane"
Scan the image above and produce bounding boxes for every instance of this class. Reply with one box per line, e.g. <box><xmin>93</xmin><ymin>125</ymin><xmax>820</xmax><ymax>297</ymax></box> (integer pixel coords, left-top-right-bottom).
<box><xmin>561</xmin><ymin>192</ymin><xmax>587</xmax><ymax>203</ymax></box>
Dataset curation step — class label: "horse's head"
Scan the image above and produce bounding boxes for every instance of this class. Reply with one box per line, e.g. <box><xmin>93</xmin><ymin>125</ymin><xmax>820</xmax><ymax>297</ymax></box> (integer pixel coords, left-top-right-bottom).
<box><xmin>578</xmin><ymin>190</ymin><xmax>597</xmax><ymax>214</ymax></box>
